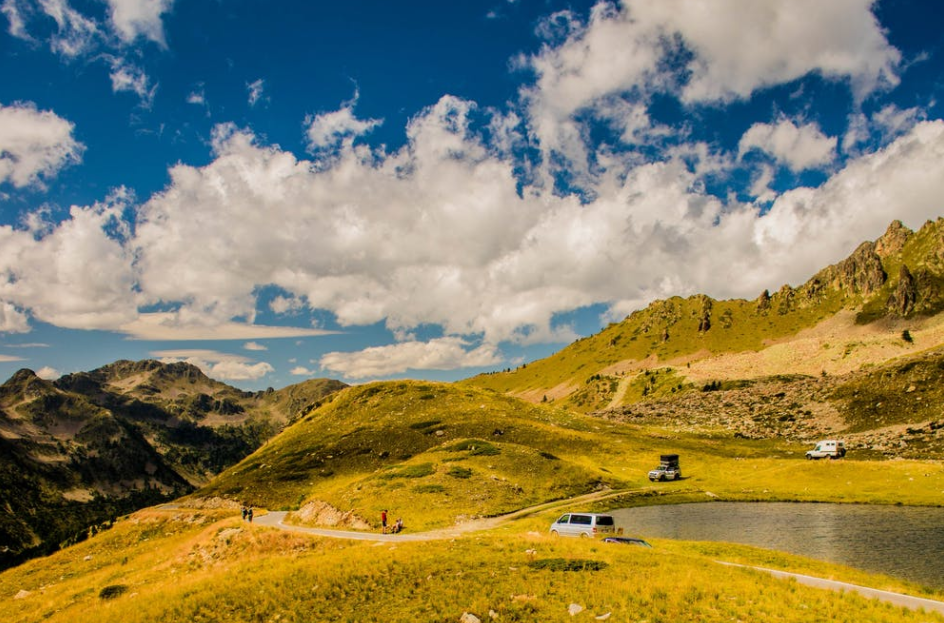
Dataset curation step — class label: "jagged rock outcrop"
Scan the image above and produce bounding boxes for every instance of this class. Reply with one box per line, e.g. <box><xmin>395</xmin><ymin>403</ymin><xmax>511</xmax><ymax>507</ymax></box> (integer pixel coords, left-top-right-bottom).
<box><xmin>875</xmin><ymin>219</ymin><xmax>912</xmax><ymax>258</ymax></box>
<box><xmin>696</xmin><ymin>295</ymin><xmax>712</xmax><ymax>332</ymax></box>
<box><xmin>816</xmin><ymin>241</ymin><xmax>887</xmax><ymax>297</ymax></box>
<box><xmin>887</xmin><ymin>265</ymin><xmax>918</xmax><ymax>315</ymax></box>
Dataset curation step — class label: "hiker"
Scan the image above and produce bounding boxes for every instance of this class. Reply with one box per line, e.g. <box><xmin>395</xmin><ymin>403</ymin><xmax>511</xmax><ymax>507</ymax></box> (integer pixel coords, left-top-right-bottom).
<box><xmin>247</xmin><ymin>507</ymin><xmax>253</xmax><ymax>523</ymax></box>
<box><xmin>241</xmin><ymin>507</ymin><xmax>247</xmax><ymax>521</ymax></box>
<box><xmin>381</xmin><ymin>509</ymin><xmax>388</xmax><ymax>533</ymax></box>
<box><xmin>394</xmin><ymin>518</ymin><xmax>403</xmax><ymax>533</ymax></box>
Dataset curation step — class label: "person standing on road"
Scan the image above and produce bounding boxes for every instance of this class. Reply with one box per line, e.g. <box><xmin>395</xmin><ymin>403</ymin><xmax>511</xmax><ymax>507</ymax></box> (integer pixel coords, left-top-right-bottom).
<box><xmin>381</xmin><ymin>509</ymin><xmax>388</xmax><ymax>533</ymax></box>
<box><xmin>247</xmin><ymin>507</ymin><xmax>254</xmax><ymax>523</ymax></box>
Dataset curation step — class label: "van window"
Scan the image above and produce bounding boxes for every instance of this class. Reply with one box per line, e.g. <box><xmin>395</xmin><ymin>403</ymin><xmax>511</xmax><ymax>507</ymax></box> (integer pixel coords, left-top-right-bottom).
<box><xmin>570</xmin><ymin>514</ymin><xmax>592</xmax><ymax>525</ymax></box>
<box><xmin>556</xmin><ymin>514</ymin><xmax>570</xmax><ymax>524</ymax></box>
<box><xmin>595</xmin><ymin>516</ymin><xmax>614</xmax><ymax>526</ymax></box>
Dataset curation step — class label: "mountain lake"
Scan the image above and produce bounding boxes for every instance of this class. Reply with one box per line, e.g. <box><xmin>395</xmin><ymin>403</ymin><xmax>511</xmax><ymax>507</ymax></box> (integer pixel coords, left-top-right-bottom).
<box><xmin>611</xmin><ymin>502</ymin><xmax>944</xmax><ymax>589</ymax></box>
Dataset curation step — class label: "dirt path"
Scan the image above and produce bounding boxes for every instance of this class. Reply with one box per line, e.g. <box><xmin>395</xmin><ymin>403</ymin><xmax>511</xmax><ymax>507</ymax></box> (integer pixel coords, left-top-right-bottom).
<box><xmin>248</xmin><ymin>490</ymin><xmax>944</xmax><ymax>616</ymax></box>
<box><xmin>717</xmin><ymin>562</ymin><xmax>944</xmax><ymax>616</ymax></box>
<box><xmin>254</xmin><ymin>487</ymin><xmax>629</xmax><ymax>542</ymax></box>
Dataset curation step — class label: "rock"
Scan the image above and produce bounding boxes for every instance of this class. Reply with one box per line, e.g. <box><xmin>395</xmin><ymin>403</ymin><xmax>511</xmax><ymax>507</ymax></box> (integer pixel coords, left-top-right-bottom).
<box><xmin>568</xmin><ymin>604</ymin><xmax>584</xmax><ymax>616</ymax></box>
<box><xmin>459</xmin><ymin>613</ymin><xmax>481</xmax><ymax>623</ymax></box>
<box><xmin>595</xmin><ymin>614</ymin><xmax>612</xmax><ymax>621</ymax></box>
<box><xmin>14</xmin><ymin>590</ymin><xmax>30</xmax><ymax>600</ymax></box>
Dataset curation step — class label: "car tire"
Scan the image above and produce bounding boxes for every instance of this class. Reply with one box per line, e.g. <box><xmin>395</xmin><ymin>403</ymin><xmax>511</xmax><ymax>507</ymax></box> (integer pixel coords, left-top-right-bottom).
<box><xmin>659</xmin><ymin>474</ymin><xmax>666</xmax><ymax>481</ymax></box>
<box><xmin>551</xmin><ymin>530</ymin><xmax>559</xmax><ymax>537</ymax></box>
<box><xmin>580</xmin><ymin>532</ymin><xmax>590</xmax><ymax>538</ymax></box>
<box><xmin>806</xmin><ymin>455</ymin><xmax>813</xmax><ymax>460</ymax></box>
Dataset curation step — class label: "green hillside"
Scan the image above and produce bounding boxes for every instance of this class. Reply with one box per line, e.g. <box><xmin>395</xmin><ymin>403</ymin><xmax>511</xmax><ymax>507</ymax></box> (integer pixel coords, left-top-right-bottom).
<box><xmin>0</xmin><ymin>361</ymin><xmax>346</xmax><ymax>570</ymax></box>
<box><xmin>465</xmin><ymin>219</ymin><xmax>944</xmax><ymax>412</ymax></box>
<box><xmin>2</xmin><ymin>506</ymin><xmax>942</xmax><ymax>623</ymax></box>
<box><xmin>196</xmin><ymin>380</ymin><xmax>635</xmax><ymax>530</ymax></box>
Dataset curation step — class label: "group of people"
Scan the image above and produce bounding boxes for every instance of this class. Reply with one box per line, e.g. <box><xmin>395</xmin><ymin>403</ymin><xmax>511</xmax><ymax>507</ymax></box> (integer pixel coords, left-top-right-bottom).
<box><xmin>380</xmin><ymin>509</ymin><xmax>403</xmax><ymax>534</ymax></box>
<box><xmin>241</xmin><ymin>506</ymin><xmax>254</xmax><ymax>522</ymax></box>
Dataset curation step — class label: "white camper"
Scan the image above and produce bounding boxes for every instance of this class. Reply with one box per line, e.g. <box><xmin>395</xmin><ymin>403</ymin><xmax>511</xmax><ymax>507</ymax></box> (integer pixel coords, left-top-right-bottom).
<box><xmin>806</xmin><ymin>439</ymin><xmax>847</xmax><ymax>460</ymax></box>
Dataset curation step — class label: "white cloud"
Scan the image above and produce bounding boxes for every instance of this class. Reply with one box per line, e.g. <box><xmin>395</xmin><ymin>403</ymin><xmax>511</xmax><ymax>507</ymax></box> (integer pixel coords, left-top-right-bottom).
<box><xmin>108</xmin><ymin>57</ymin><xmax>157</xmax><ymax>105</ymax></box>
<box><xmin>0</xmin><ymin>353</ymin><xmax>25</xmax><ymax>362</ymax></box>
<box><xmin>105</xmin><ymin>0</ymin><xmax>173</xmax><ymax>46</ymax></box>
<box><xmin>40</xmin><ymin>0</ymin><xmax>99</xmax><ymax>57</ymax></box>
<box><xmin>36</xmin><ymin>365</ymin><xmax>60</xmax><ymax>379</ymax></box>
<box><xmin>290</xmin><ymin>366</ymin><xmax>315</xmax><ymax>376</ymax></box>
<box><xmin>319</xmin><ymin>337</ymin><xmax>502</xmax><ymax>379</ymax></box>
<box><xmin>187</xmin><ymin>84</ymin><xmax>206</xmax><ymax>106</ymax></box>
<box><xmin>120</xmin><ymin>313</ymin><xmax>335</xmax><ymax>341</ymax></box>
<box><xmin>738</xmin><ymin>119</ymin><xmax>837</xmax><ymax>172</ymax></box>
<box><xmin>522</xmin><ymin>0</ymin><xmax>899</xmax><ymax>180</ymax></box>
<box><xmin>305</xmin><ymin>104</ymin><xmax>382</xmax><ymax>151</ymax></box>
<box><xmin>0</xmin><ymin>301</ymin><xmax>30</xmax><ymax>333</ymax></box>
<box><xmin>872</xmin><ymin>104</ymin><xmax>922</xmax><ymax>140</ymax></box>
<box><xmin>0</xmin><ymin>190</ymin><xmax>138</xmax><ymax>331</ymax></box>
<box><xmin>243</xmin><ymin>341</ymin><xmax>266</xmax><ymax>351</ymax></box>
<box><xmin>152</xmin><ymin>349</ymin><xmax>274</xmax><ymax>381</ymax></box>
<box><xmin>247</xmin><ymin>79</ymin><xmax>265</xmax><ymax>107</ymax></box>
<box><xmin>2</xmin><ymin>0</ymin><xmax>30</xmax><ymax>39</ymax></box>
<box><xmin>0</xmin><ymin>101</ymin><xmax>83</xmax><ymax>188</ymax></box>
<box><xmin>627</xmin><ymin>0</ymin><xmax>900</xmax><ymax>103</ymax></box>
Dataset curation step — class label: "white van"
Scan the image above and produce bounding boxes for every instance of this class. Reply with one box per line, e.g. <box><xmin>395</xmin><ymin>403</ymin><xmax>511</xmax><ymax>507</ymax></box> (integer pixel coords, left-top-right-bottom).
<box><xmin>806</xmin><ymin>439</ymin><xmax>847</xmax><ymax>460</ymax></box>
<box><xmin>549</xmin><ymin>513</ymin><xmax>616</xmax><ymax>538</ymax></box>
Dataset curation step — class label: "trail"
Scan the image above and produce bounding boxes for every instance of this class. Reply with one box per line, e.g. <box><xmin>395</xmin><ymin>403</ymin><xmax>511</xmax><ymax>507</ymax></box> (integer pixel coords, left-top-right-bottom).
<box><xmin>245</xmin><ymin>489</ymin><xmax>944</xmax><ymax>616</ymax></box>
<box><xmin>253</xmin><ymin>487</ymin><xmax>629</xmax><ymax>542</ymax></box>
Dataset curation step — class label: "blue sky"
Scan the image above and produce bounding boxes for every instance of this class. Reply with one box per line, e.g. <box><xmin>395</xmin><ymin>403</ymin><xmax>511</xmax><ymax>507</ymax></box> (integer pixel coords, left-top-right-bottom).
<box><xmin>1</xmin><ymin>0</ymin><xmax>943</xmax><ymax>390</ymax></box>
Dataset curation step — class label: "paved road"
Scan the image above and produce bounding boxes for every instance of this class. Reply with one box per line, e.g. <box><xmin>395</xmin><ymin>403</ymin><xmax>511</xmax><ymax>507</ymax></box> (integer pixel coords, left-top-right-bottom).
<box><xmin>716</xmin><ymin>562</ymin><xmax>944</xmax><ymax>616</ymax></box>
<box><xmin>176</xmin><ymin>491</ymin><xmax>944</xmax><ymax>617</ymax></box>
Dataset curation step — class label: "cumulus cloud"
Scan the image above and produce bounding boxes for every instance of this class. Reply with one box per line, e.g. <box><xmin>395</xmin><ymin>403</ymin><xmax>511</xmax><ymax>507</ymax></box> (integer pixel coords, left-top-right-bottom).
<box><xmin>523</xmin><ymin>0</ymin><xmax>899</xmax><ymax>177</ymax></box>
<box><xmin>0</xmin><ymin>353</ymin><xmax>25</xmax><ymax>362</ymax></box>
<box><xmin>305</xmin><ymin>103</ymin><xmax>382</xmax><ymax>152</ymax></box>
<box><xmin>738</xmin><ymin>119</ymin><xmax>837</xmax><ymax>172</ymax></box>
<box><xmin>152</xmin><ymin>349</ymin><xmax>274</xmax><ymax>381</ymax></box>
<box><xmin>0</xmin><ymin>101</ymin><xmax>83</xmax><ymax>188</ymax></box>
<box><xmin>0</xmin><ymin>301</ymin><xmax>30</xmax><ymax>333</ymax></box>
<box><xmin>105</xmin><ymin>0</ymin><xmax>173</xmax><ymax>47</ymax></box>
<box><xmin>319</xmin><ymin>337</ymin><xmax>502</xmax><ymax>379</ymax></box>
<box><xmin>35</xmin><ymin>365</ymin><xmax>60</xmax><ymax>379</ymax></box>
<box><xmin>0</xmin><ymin>190</ymin><xmax>138</xmax><ymax>330</ymax></box>
<box><xmin>243</xmin><ymin>341</ymin><xmax>267</xmax><ymax>351</ymax></box>
<box><xmin>290</xmin><ymin>366</ymin><xmax>315</xmax><ymax>376</ymax></box>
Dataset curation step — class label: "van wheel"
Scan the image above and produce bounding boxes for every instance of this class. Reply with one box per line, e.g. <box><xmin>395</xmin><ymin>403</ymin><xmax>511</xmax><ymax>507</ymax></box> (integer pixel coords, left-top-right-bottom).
<box><xmin>580</xmin><ymin>533</ymin><xmax>590</xmax><ymax>538</ymax></box>
<box><xmin>551</xmin><ymin>530</ymin><xmax>559</xmax><ymax>537</ymax></box>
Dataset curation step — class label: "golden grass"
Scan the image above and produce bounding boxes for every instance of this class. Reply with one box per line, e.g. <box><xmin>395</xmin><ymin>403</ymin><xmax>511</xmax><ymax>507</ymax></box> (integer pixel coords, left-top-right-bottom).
<box><xmin>2</xmin><ymin>507</ymin><xmax>942</xmax><ymax>623</ymax></box>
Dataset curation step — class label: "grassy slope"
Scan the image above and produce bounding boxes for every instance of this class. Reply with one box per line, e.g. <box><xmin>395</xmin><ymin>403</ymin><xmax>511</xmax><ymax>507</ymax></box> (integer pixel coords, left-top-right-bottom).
<box><xmin>464</xmin><ymin>219</ymin><xmax>944</xmax><ymax>413</ymax></box>
<box><xmin>191</xmin><ymin>380</ymin><xmax>944</xmax><ymax>535</ymax></box>
<box><xmin>1</xmin><ymin>508</ymin><xmax>942</xmax><ymax>623</ymax></box>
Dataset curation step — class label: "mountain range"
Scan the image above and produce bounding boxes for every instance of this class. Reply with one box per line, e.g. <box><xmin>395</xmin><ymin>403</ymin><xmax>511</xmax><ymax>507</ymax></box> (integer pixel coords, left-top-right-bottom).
<box><xmin>4</xmin><ymin>217</ymin><xmax>944</xmax><ymax>569</ymax></box>
<box><xmin>0</xmin><ymin>359</ymin><xmax>345</xmax><ymax>568</ymax></box>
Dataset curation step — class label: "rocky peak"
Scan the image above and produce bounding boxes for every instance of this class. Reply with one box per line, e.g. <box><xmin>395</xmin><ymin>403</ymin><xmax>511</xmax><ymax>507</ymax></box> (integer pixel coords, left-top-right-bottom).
<box><xmin>875</xmin><ymin>219</ymin><xmax>912</xmax><ymax>258</ymax></box>
<box><xmin>814</xmin><ymin>240</ymin><xmax>887</xmax><ymax>297</ymax></box>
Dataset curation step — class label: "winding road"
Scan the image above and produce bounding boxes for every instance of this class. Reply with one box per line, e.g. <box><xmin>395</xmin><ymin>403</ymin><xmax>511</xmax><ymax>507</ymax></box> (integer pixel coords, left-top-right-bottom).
<box><xmin>246</xmin><ymin>492</ymin><xmax>944</xmax><ymax>617</ymax></box>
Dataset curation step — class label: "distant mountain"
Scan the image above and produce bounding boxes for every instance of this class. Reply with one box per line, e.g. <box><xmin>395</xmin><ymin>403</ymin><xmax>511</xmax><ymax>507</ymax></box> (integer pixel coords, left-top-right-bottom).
<box><xmin>465</xmin><ymin>218</ymin><xmax>944</xmax><ymax>415</ymax></box>
<box><xmin>0</xmin><ymin>360</ymin><xmax>346</xmax><ymax>569</ymax></box>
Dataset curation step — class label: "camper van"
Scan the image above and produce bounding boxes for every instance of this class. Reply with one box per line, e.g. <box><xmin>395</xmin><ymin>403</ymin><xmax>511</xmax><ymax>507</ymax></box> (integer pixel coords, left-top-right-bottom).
<box><xmin>806</xmin><ymin>439</ymin><xmax>846</xmax><ymax>460</ymax></box>
<box><xmin>549</xmin><ymin>513</ymin><xmax>616</xmax><ymax>538</ymax></box>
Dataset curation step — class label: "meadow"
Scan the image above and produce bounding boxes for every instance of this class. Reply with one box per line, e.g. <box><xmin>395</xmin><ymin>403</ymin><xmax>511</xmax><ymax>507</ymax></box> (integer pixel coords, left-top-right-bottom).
<box><xmin>2</xmin><ymin>506</ymin><xmax>943</xmax><ymax>623</ymax></box>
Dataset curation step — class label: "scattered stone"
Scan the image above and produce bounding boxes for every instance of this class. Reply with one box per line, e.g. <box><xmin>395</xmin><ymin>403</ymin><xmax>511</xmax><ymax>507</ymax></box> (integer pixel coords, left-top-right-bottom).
<box><xmin>459</xmin><ymin>613</ymin><xmax>481</xmax><ymax>623</ymax></box>
<box><xmin>14</xmin><ymin>590</ymin><xmax>30</xmax><ymax>600</ymax></box>
<box><xmin>489</xmin><ymin>610</ymin><xmax>499</xmax><ymax>620</ymax></box>
<box><xmin>595</xmin><ymin>614</ymin><xmax>612</xmax><ymax>621</ymax></box>
<box><xmin>568</xmin><ymin>603</ymin><xmax>584</xmax><ymax>616</ymax></box>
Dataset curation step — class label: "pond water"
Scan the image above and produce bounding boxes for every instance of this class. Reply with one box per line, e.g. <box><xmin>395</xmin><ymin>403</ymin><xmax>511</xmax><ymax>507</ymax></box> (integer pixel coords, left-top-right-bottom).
<box><xmin>611</xmin><ymin>502</ymin><xmax>944</xmax><ymax>589</ymax></box>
